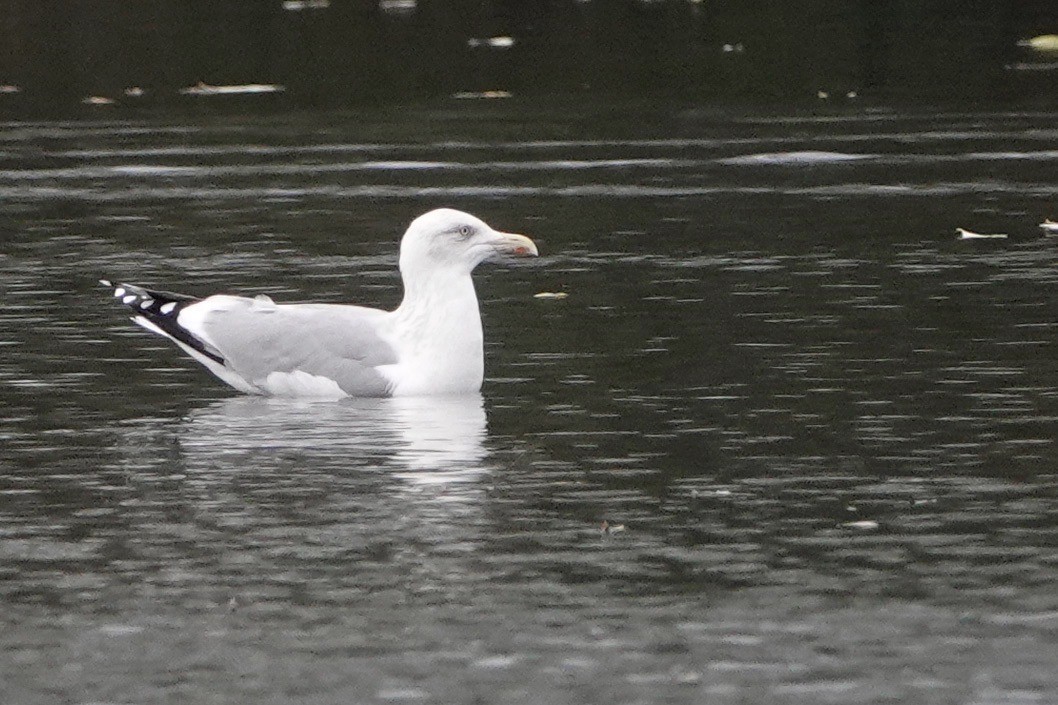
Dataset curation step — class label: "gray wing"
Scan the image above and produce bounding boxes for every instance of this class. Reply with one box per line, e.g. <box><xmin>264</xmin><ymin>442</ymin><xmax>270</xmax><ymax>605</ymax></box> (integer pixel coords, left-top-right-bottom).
<box><xmin>186</xmin><ymin>297</ymin><xmax>397</xmax><ymax>397</ymax></box>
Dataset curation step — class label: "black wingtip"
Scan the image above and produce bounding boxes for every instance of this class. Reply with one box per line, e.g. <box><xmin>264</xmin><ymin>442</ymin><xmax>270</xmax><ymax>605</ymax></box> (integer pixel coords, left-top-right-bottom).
<box><xmin>104</xmin><ymin>281</ymin><xmax>225</xmax><ymax>365</ymax></box>
<box><xmin>107</xmin><ymin>282</ymin><xmax>189</xmax><ymax>317</ymax></box>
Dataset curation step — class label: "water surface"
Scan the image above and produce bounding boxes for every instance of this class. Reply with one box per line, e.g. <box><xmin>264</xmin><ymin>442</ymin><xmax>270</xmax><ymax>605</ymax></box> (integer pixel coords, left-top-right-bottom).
<box><xmin>1</xmin><ymin>108</ymin><xmax>1056</xmax><ymax>704</ymax></box>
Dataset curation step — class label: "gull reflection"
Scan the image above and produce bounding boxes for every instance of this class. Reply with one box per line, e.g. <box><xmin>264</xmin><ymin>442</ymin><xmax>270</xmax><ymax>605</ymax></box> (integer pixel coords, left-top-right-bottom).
<box><xmin>110</xmin><ymin>395</ymin><xmax>497</xmax><ymax>599</ymax></box>
<box><xmin>179</xmin><ymin>394</ymin><xmax>490</xmax><ymax>485</ymax></box>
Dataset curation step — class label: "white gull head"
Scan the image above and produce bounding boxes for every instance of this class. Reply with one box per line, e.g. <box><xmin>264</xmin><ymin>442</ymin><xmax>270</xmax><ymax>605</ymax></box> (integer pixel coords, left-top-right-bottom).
<box><xmin>398</xmin><ymin>208</ymin><xmax>538</xmax><ymax>280</ymax></box>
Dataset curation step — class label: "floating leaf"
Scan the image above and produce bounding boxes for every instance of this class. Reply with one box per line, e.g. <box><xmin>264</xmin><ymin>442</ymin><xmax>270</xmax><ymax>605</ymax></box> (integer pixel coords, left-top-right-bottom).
<box><xmin>957</xmin><ymin>227</ymin><xmax>1007</xmax><ymax>240</ymax></box>
<box><xmin>842</xmin><ymin>520</ymin><xmax>879</xmax><ymax>530</ymax></box>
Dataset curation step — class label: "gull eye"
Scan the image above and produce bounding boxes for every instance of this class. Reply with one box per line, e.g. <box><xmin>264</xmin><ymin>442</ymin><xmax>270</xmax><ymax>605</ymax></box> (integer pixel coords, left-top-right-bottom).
<box><xmin>457</xmin><ymin>225</ymin><xmax>473</xmax><ymax>239</ymax></box>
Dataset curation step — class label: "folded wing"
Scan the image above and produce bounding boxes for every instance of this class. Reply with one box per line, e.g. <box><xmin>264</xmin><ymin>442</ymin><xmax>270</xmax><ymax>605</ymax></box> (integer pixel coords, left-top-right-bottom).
<box><xmin>176</xmin><ymin>295</ymin><xmax>398</xmax><ymax>397</ymax></box>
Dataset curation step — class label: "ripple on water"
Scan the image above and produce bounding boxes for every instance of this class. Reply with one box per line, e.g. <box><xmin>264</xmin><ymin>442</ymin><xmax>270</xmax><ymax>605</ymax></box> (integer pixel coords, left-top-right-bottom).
<box><xmin>1</xmin><ymin>112</ymin><xmax>1058</xmax><ymax>704</ymax></box>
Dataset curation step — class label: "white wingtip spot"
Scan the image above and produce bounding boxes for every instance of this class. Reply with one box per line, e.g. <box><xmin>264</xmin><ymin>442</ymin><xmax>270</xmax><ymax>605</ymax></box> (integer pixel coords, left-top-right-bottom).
<box><xmin>139</xmin><ymin>299</ymin><xmax>154</xmax><ymax>309</ymax></box>
<box><xmin>114</xmin><ymin>287</ymin><xmax>126</xmax><ymax>298</ymax></box>
<box><xmin>160</xmin><ymin>302</ymin><xmax>177</xmax><ymax>315</ymax></box>
<box><xmin>122</xmin><ymin>294</ymin><xmax>137</xmax><ymax>304</ymax></box>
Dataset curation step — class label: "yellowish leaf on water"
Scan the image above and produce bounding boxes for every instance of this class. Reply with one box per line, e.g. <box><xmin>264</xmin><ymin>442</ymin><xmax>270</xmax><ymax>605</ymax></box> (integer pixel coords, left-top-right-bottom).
<box><xmin>1019</xmin><ymin>35</ymin><xmax>1058</xmax><ymax>53</ymax></box>
<box><xmin>957</xmin><ymin>227</ymin><xmax>1007</xmax><ymax>240</ymax></box>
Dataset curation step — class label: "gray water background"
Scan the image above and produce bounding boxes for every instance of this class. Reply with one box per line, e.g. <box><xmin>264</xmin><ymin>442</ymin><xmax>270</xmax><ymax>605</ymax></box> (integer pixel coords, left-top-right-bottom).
<box><xmin>1</xmin><ymin>107</ymin><xmax>1057</xmax><ymax>703</ymax></box>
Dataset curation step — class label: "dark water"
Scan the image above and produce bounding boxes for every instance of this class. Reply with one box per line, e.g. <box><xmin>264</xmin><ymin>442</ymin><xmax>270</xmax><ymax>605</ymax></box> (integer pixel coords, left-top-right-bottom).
<box><xmin>1</xmin><ymin>108</ymin><xmax>1057</xmax><ymax>704</ymax></box>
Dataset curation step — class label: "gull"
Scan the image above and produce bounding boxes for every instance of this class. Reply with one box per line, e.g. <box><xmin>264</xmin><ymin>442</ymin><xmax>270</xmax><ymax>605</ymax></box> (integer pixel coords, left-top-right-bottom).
<box><xmin>102</xmin><ymin>208</ymin><xmax>538</xmax><ymax>397</ymax></box>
